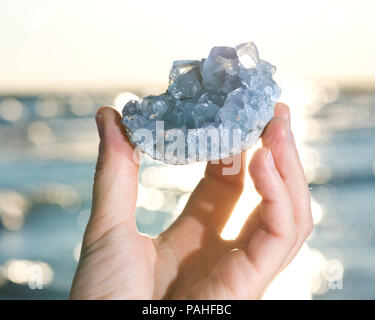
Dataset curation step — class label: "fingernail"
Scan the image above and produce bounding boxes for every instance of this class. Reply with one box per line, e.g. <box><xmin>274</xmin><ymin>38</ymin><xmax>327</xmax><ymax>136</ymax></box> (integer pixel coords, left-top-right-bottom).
<box><xmin>267</xmin><ymin>148</ymin><xmax>276</xmax><ymax>169</ymax></box>
<box><xmin>286</xmin><ymin>111</ymin><xmax>293</xmax><ymax>143</ymax></box>
<box><xmin>276</xmin><ymin>110</ymin><xmax>293</xmax><ymax>144</ymax></box>
<box><xmin>95</xmin><ymin>112</ymin><xmax>104</xmax><ymax>140</ymax></box>
<box><xmin>286</xmin><ymin>123</ymin><xmax>293</xmax><ymax>143</ymax></box>
<box><xmin>279</xmin><ymin>112</ymin><xmax>289</xmax><ymax>124</ymax></box>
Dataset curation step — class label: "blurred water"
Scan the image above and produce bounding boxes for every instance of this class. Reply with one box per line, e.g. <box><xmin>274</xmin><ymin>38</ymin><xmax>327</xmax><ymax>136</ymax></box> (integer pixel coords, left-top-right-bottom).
<box><xmin>0</xmin><ymin>87</ymin><xmax>374</xmax><ymax>299</ymax></box>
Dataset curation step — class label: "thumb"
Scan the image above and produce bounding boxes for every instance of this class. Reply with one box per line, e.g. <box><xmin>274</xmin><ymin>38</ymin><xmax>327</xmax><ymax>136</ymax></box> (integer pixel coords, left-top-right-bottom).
<box><xmin>84</xmin><ymin>106</ymin><xmax>139</xmax><ymax>248</ymax></box>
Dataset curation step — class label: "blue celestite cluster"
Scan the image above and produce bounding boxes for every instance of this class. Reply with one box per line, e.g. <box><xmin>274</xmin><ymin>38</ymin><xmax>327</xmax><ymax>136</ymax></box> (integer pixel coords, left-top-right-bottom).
<box><xmin>122</xmin><ymin>42</ymin><xmax>281</xmax><ymax>164</ymax></box>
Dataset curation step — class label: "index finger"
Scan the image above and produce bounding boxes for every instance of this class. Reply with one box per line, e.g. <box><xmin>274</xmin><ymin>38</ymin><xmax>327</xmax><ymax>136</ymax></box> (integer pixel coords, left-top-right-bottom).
<box><xmin>262</xmin><ymin>103</ymin><xmax>313</xmax><ymax>265</ymax></box>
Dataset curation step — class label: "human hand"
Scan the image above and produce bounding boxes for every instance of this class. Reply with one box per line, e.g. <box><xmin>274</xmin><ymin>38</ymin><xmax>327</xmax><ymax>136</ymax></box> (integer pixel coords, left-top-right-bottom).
<box><xmin>70</xmin><ymin>103</ymin><xmax>312</xmax><ymax>299</ymax></box>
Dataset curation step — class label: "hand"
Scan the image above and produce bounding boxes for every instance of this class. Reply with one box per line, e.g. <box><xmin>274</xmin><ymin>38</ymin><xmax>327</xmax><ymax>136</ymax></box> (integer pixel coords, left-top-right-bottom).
<box><xmin>70</xmin><ymin>103</ymin><xmax>312</xmax><ymax>299</ymax></box>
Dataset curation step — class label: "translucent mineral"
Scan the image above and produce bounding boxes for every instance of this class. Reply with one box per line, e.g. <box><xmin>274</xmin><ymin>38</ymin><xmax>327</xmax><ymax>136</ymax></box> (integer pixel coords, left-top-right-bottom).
<box><xmin>122</xmin><ymin>42</ymin><xmax>281</xmax><ymax>164</ymax></box>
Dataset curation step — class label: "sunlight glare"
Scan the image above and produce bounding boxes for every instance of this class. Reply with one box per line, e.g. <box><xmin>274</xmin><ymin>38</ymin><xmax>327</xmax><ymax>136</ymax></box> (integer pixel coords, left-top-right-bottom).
<box><xmin>114</xmin><ymin>92</ymin><xmax>139</xmax><ymax>113</ymax></box>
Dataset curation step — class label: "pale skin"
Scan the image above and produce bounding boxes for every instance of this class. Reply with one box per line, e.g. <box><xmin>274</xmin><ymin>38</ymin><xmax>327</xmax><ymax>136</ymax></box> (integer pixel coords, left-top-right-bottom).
<box><xmin>70</xmin><ymin>103</ymin><xmax>313</xmax><ymax>299</ymax></box>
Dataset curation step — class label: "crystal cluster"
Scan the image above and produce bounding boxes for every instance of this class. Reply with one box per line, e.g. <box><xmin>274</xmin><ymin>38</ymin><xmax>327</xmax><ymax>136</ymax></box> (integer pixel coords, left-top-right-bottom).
<box><xmin>122</xmin><ymin>42</ymin><xmax>281</xmax><ymax>164</ymax></box>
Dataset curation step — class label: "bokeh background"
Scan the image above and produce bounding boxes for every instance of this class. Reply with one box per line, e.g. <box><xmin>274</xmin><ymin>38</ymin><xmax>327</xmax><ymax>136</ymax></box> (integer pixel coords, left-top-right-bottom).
<box><xmin>1</xmin><ymin>0</ymin><xmax>375</xmax><ymax>299</ymax></box>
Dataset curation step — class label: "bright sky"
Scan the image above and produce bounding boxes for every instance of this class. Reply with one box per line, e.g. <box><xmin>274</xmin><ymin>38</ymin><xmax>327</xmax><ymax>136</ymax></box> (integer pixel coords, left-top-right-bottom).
<box><xmin>1</xmin><ymin>0</ymin><xmax>375</xmax><ymax>93</ymax></box>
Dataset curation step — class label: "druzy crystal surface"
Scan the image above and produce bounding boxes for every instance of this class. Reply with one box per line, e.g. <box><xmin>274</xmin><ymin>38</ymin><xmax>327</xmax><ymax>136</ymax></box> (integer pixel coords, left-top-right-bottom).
<box><xmin>122</xmin><ymin>42</ymin><xmax>281</xmax><ymax>164</ymax></box>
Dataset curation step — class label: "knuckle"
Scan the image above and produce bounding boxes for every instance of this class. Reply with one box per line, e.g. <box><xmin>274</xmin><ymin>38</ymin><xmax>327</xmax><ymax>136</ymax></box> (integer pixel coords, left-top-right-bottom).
<box><xmin>298</xmin><ymin>216</ymin><xmax>314</xmax><ymax>240</ymax></box>
<box><xmin>304</xmin><ymin>204</ymin><xmax>314</xmax><ymax>237</ymax></box>
<box><xmin>289</xmin><ymin>229</ymin><xmax>299</xmax><ymax>247</ymax></box>
<box><xmin>303</xmin><ymin>218</ymin><xmax>314</xmax><ymax>237</ymax></box>
<box><xmin>284</xmin><ymin>221</ymin><xmax>298</xmax><ymax>247</ymax></box>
